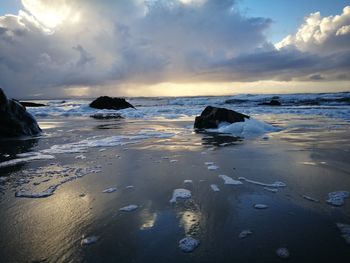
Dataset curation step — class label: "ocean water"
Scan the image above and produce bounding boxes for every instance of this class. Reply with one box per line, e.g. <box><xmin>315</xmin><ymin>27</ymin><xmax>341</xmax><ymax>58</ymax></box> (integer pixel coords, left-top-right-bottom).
<box><xmin>1</xmin><ymin>92</ymin><xmax>350</xmax><ymax>262</ymax></box>
<box><xmin>26</xmin><ymin>92</ymin><xmax>350</xmax><ymax>121</ymax></box>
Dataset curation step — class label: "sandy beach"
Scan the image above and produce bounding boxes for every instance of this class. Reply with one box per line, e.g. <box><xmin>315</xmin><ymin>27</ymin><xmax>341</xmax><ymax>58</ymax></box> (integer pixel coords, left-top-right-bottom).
<box><xmin>1</xmin><ymin>98</ymin><xmax>350</xmax><ymax>262</ymax></box>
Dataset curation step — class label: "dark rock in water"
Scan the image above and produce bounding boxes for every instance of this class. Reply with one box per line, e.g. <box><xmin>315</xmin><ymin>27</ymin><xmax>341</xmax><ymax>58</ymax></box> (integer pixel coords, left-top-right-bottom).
<box><xmin>224</xmin><ymin>99</ymin><xmax>249</xmax><ymax>104</ymax></box>
<box><xmin>19</xmin><ymin>101</ymin><xmax>46</xmax><ymax>107</ymax></box>
<box><xmin>258</xmin><ymin>99</ymin><xmax>281</xmax><ymax>106</ymax></box>
<box><xmin>194</xmin><ymin>106</ymin><xmax>250</xmax><ymax>129</ymax></box>
<box><xmin>89</xmin><ymin>96</ymin><xmax>135</xmax><ymax>110</ymax></box>
<box><xmin>90</xmin><ymin>113</ymin><xmax>124</xmax><ymax>119</ymax></box>
<box><xmin>0</xmin><ymin>89</ymin><xmax>41</xmax><ymax>137</ymax></box>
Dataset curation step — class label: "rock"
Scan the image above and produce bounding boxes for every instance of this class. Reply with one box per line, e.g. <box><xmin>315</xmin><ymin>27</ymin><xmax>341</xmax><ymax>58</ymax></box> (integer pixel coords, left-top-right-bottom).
<box><xmin>258</xmin><ymin>99</ymin><xmax>281</xmax><ymax>106</ymax></box>
<box><xmin>89</xmin><ymin>96</ymin><xmax>135</xmax><ymax>110</ymax></box>
<box><xmin>0</xmin><ymin>88</ymin><xmax>42</xmax><ymax>137</ymax></box>
<box><xmin>19</xmin><ymin>101</ymin><xmax>46</xmax><ymax>107</ymax></box>
<box><xmin>194</xmin><ymin>106</ymin><xmax>250</xmax><ymax>129</ymax></box>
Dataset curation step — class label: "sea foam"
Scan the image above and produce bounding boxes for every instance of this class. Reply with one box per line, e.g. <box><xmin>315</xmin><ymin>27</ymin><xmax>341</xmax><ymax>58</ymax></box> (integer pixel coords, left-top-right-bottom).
<box><xmin>218</xmin><ymin>175</ymin><xmax>242</xmax><ymax>185</ymax></box>
<box><xmin>208</xmin><ymin>118</ymin><xmax>279</xmax><ymax>137</ymax></box>
<box><xmin>170</xmin><ymin>189</ymin><xmax>191</xmax><ymax>203</ymax></box>
<box><xmin>239</xmin><ymin>177</ymin><xmax>286</xmax><ymax>188</ymax></box>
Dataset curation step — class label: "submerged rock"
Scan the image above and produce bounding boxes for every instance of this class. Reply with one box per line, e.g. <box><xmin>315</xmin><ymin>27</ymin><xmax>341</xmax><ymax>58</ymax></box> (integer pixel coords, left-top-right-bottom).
<box><xmin>0</xmin><ymin>88</ymin><xmax>42</xmax><ymax>137</ymax></box>
<box><xmin>258</xmin><ymin>99</ymin><xmax>281</xmax><ymax>106</ymax></box>
<box><xmin>89</xmin><ymin>96</ymin><xmax>135</xmax><ymax>110</ymax></box>
<box><xmin>194</xmin><ymin>106</ymin><xmax>249</xmax><ymax>129</ymax></box>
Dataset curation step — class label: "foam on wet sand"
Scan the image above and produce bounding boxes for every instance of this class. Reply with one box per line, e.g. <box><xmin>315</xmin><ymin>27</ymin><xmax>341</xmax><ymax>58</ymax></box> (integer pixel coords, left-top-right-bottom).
<box><xmin>264</xmin><ymin>187</ymin><xmax>278</xmax><ymax>193</ymax></box>
<box><xmin>184</xmin><ymin>180</ymin><xmax>193</xmax><ymax>184</ymax></box>
<box><xmin>81</xmin><ymin>236</ymin><xmax>99</xmax><ymax>246</ymax></box>
<box><xmin>169</xmin><ymin>189</ymin><xmax>191</xmax><ymax>203</ymax></box>
<box><xmin>178</xmin><ymin>237</ymin><xmax>200</xmax><ymax>252</ymax></box>
<box><xmin>218</xmin><ymin>175</ymin><xmax>242</xmax><ymax>185</ymax></box>
<box><xmin>14</xmin><ymin>166</ymin><xmax>101</xmax><ymax>198</ymax></box>
<box><xmin>15</xmin><ymin>185</ymin><xmax>58</xmax><ymax>198</ymax></box>
<box><xmin>210</xmin><ymin>184</ymin><xmax>220</xmax><ymax>192</ymax></box>
<box><xmin>336</xmin><ymin>223</ymin><xmax>350</xmax><ymax>244</ymax></box>
<box><xmin>0</xmin><ymin>152</ymin><xmax>55</xmax><ymax>168</ymax></box>
<box><xmin>254</xmin><ymin>204</ymin><xmax>268</xmax><ymax>209</ymax></box>
<box><xmin>119</xmin><ymin>205</ymin><xmax>138</xmax><ymax>212</ymax></box>
<box><xmin>276</xmin><ymin>248</ymin><xmax>290</xmax><ymax>259</ymax></box>
<box><xmin>302</xmin><ymin>195</ymin><xmax>319</xmax><ymax>202</ymax></box>
<box><xmin>238</xmin><ymin>177</ymin><xmax>286</xmax><ymax>188</ymax></box>
<box><xmin>208</xmin><ymin>118</ymin><xmax>279</xmax><ymax>138</ymax></box>
<box><xmin>326</xmin><ymin>191</ymin><xmax>349</xmax><ymax>206</ymax></box>
<box><xmin>102</xmin><ymin>187</ymin><xmax>117</xmax><ymax>193</ymax></box>
<box><xmin>207</xmin><ymin>165</ymin><xmax>219</xmax><ymax>170</ymax></box>
<box><xmin>239</xmin><ymin>230</ymin><xmax>252</xmax><ymax>239</ymax></box>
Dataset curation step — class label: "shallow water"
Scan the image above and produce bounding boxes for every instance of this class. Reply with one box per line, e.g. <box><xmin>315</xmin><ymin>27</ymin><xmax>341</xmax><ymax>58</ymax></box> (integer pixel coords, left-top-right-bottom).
<box><xmin>1</xmin><ymin>97</ymin><xmax>350</xmax><ymax>262</ymax></box>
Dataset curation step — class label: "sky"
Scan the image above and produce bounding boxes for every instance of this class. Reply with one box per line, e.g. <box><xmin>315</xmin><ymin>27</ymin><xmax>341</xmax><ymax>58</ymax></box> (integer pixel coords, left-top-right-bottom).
<box><xmin>0</xmin><ymin>0</ymin><xmax>349</xmax><ymax>99</ymax></box>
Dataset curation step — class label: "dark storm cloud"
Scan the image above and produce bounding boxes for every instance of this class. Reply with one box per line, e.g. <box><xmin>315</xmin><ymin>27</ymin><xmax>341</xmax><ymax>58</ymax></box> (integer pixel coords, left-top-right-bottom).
<box><xmin>0</xmin><ymin>0</ymin><xmax>349</xmax><ymax>98</ymax></box>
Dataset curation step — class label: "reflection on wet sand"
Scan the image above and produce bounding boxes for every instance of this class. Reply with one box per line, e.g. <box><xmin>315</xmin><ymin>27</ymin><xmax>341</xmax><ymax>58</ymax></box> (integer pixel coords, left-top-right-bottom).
<box><xmin>1</xmin><ymin>188</ymin><xmax>93</xmax><ymax>262</ymax></box>
<box><xmin>1</xmin><ymin>114</ymin><xmax>350</xmax><ymax>262</ymax></box>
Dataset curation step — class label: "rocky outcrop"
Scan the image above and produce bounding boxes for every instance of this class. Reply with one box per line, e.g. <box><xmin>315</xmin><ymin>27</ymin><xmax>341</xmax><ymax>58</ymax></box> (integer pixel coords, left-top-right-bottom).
<box><xmin>89</xmin><ymin>96</ymin><xmax>135</xmax><ymax>110</ymax></box>
<box><xmin>0</xmin><ymin>89</ymin><xmax>42</xmax><ymax>137</ymax></box>
<box><xmin>194</xmin><ymin>106</ymin><xmax>250</xmax><ymax>129</ymax></box>
<box><xmin>19</xmin><ymin>101</ymin><xmax>46</xmax><ymax>107</ymax></box>
<box><xmin>258</xmin><ymin>99</ymin><xmax>281</xmax><ymax>106</ymax></box>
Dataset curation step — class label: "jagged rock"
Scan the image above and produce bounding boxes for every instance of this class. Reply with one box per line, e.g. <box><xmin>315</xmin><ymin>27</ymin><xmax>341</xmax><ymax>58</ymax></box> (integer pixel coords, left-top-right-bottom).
<box><xmin>0</xmin><ymin>88</ymin><xmax>41</xmax><ymax>137</ymax></box>
<box><xmin>258</xmin><ymin>99</ymin><xmax>281</xmax><ymax>106</ymax></box>
<box><xmin>19</xmin><ymin>101</ymin><xmax>46</xmax><ymax>107</ymax></box>
<box><xmin>194</xmin><ymin>106</ymin><xmax>250</xmax><ymax>129</ymax></box>
<box><xmin>89</xmin><ymin>96</ymin><xmax>135</xmax><ymax>110</ymax></box>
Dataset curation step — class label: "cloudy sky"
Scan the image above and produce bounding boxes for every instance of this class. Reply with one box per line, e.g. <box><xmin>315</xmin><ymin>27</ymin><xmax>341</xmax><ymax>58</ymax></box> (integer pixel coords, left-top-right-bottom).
<box><xmin>0</xmin><ymin>0</ymin><xmax>349</xmax><ymax>99</ymax></box>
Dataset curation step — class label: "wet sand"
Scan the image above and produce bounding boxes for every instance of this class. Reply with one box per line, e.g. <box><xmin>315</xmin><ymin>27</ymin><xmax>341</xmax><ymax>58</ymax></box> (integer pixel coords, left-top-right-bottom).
<box><xmin>1</xmin><ymin>114</ymin><xmax>350</xmax><ymax>262</ymax></box>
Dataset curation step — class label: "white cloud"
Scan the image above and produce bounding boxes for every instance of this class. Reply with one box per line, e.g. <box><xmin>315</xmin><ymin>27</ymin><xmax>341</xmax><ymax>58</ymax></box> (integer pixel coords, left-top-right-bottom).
<box><xmin>276</xmin><ymin>6</ymin><xmax>350</xmax><ymax>53</ymax></box>
<box><xmin>336</xmin><ymin>24</ymin><xmax>350</xmax><ymax>36</ymax></box>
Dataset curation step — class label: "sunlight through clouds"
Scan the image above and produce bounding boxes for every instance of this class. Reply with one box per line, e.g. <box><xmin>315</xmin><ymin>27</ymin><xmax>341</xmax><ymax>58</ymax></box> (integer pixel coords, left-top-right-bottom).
<box><xmin>0</xmin><ymin>0</ymin><xmax>349</xmax><ymax>98</ymax></box>
<box><xmin>22</xmin><ymin>0</ymin><xmax>80</xmax><ymax>29</ymax></box>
